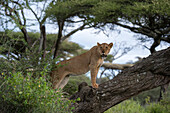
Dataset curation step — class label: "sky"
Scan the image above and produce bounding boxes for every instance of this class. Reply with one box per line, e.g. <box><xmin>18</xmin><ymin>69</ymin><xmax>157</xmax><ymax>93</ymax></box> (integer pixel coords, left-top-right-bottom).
<box><xmin>45</xmin><ymin>24</ymin><xmax>169</xmax><ymax>64</ymax></box>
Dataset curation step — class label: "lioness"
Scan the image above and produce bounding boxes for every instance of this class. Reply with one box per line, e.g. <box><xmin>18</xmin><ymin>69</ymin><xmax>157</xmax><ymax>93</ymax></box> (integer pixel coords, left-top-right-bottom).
<box><xmin>51</xmin><ymin>42</ymin><xmax>113</xmax><ymax>89</ymax></box>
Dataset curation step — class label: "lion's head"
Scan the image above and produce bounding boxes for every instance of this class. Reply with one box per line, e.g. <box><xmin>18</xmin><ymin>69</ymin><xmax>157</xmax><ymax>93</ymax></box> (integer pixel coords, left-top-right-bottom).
<box><xmin>97</xmin><ymin>42</ymin><xmax>113</xmax><ymax>58</ymax></box>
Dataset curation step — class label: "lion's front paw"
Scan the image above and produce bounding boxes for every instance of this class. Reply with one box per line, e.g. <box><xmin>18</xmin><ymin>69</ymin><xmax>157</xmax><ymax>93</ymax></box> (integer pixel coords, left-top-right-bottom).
<box><xmin>93</xmin><ymin>83</ymin><xmax>99</xmax><ymax>88</ymax></box>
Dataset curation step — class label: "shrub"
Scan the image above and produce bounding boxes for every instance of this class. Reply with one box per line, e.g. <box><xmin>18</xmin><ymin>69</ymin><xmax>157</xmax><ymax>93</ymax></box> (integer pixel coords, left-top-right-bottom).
<box><xmin>105</xmin><ymin>100</ymin><xmax>145</xmax><ymax>113</ymax></box>
<box><xmin>145</xmin><ymin>102</ymin><xmax>169</xmax><ymax>113</ymax></box>
<box><xmin>0</xmin><ymin>71</ymin><xmax>73</xmax><ymax>113</ymax></box>
<box><xmin>105</xmin><ymin>96</ymin><xmax>170</xmax><ymax>113</ymax></box>
<box><xmin>145</xmin><ymin>96</ymin><xmax>170</xmax><ymax>113</ymax></box>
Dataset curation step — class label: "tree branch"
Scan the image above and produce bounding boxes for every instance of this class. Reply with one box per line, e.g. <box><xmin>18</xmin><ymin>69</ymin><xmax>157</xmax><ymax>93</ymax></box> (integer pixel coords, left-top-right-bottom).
<box><xmin>115</xmin><ymin>22</ymin><xmax>157</xmax><ymax>38</ymax></box>
<box><xmin>61</xmin><ymin>23</ymin><xmax>87</xmax><ymax>42</ymax></box>
<box><xmin>25</xmin><ymin>0</ymin><xmax>40</xmax><ymax>23</ymax></box>
<box><xmin>102</xmin><ymin>63</ymin><xmax>133</xmax><ymax>70</ymax></box>
<box><xmin>11</xmin><ymin>0</ymin><xmax>26</xmax><ymax>26</ymax></box>
<box><xmin>2</xmin><ymin>1</ymin><xmax>32</xmax><ymax>47</ymax></box>
<box><xmin>71</xmin><ymin>47</ymin><xmax>170</xmax><ymax>113</ymax></box>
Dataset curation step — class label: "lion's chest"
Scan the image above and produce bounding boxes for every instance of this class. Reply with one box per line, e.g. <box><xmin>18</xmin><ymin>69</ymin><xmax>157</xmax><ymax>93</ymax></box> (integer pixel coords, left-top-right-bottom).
<box><xmin>97</xmin><ymin>58</ymin><xmax>104</xmax><ymax>67</ymax></box>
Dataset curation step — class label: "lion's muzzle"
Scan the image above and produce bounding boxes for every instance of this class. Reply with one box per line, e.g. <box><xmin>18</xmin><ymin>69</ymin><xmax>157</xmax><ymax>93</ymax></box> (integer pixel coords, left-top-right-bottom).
<box><xmin>101</xmin><ymin>53</ymin><xmax>107</xmax><ymax>58</ymax></box>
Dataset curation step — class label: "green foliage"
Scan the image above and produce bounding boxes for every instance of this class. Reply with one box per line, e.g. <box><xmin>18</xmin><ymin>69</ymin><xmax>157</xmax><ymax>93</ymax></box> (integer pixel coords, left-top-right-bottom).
<box><xmin>145</xmin><ymin>95</ymin><xmax>170</xmax><ymax>113</ymax></box>
<box><xmin>105</xmin><ymin>88</ymin><xmax>170</xmax><ymax>113</ymax></box>
<box><xmin>105</xmin><ymin>100</ymin><xmax>145</xmax><ymax>113</ymax></box>
<box><xmin>105</xmin><ymin>98</ymin><xmax>170</xmax><ymax>113</ymax></box>
<box><xmin>133</xmin><ymin>87</ymin><xmax>170</xmax><ymax>105</ymax></box>
<box><xmin>133</xmin><ymin>87</ymin><xmax>161</xmax><ymax>104</ymax></box>
<box><xmin>59</xmin><ymin>40</ymin><xmax>87</xmax><ymax>59</ymax></box>
<box><xmin>91</xmin><ymin>1</ymin><xmax>121</xmax><ymax>23</ymax></box>
<box><xmin>145</xmin><ymin>102</ymin><xmax>169</xmax><ymax>113</ymax></box>
<box><xmin>126</xmin><ymin>0</ymin><xmax>170</xmax><ymax>17</ymax></box>
<box><xmin>0</xmin><ymin>71</ymin><xmax>73</xmax><ymax>113</ymax></box>
<box><xmin>46</xmin><ymin>0</ymin><xmax>97</xmax><ymax>21</ymax></box>
<box><xmin>91</xmin><ymin>0</ymin><xmax>170</xmax><ymax>22</ymax></box>
<box><xmin>0</xmin><ymin>30</ymin><xmax>88</xmax><ymax>112</ymax></box>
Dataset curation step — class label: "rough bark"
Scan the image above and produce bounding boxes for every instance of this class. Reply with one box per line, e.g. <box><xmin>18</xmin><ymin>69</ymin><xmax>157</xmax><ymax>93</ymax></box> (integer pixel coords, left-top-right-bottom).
<box><xmin>70</xmin><ymin>47</ymin><xmax>170</xmax><ymax>113</ymax></box>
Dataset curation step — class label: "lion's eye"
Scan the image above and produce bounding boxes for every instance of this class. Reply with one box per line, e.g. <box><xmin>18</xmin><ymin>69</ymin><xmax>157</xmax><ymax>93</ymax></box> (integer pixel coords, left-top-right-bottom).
<box><xmin>106</xmin><ymin>46</ymin><xmax>108</xmax><ymax>49</ymax></box>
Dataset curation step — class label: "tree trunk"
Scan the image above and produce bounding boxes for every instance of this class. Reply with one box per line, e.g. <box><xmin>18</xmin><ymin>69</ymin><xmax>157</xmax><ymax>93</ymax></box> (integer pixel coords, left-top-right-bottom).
<box><xmin>21</xmin><ymin>27</ymin><xmax>32</xmax><ymax>47</ymax></box>
<box><xmin>150</xmin><ymin>37</ymin><xmax>161</xmax><ymax>54</ymax></box>
<box><xmin>39</xmin><ymin>25</ymin><xmax>47</xmax><ymax>59</ymax></box>
<box><xmin>149</xmin><ymin>37</ymin><xmax>169</xmax><ymax>101</ymax></box>
<box><xmin>42</xmin><ymin>25</ymin><xmax>47</xmax><ymax>59</ymax></box>
<box><xmin>53</xmin><ymin>20</ymin><xmax>64</xmax><ymax>59</ymax></box>
<box><xmin>70</xmin><ymin>47</ymin><xmax>170</xmax><ymax>113</ymax></box>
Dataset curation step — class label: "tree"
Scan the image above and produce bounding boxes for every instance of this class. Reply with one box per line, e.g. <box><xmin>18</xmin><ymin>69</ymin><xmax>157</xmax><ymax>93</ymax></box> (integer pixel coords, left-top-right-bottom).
<box><xmin>70</xmin><ymin>47</ymin><xmax>170</xmax><ymax>113</ymax></box>
<box><xmin>90</xmin><ymin>0</ymin><xmax>170</xmax><ymax>101</ymax></box>
<box><xmin>24</xmin><ymin>0</ymin><xmax>55</xmax><ymax>59</ymax></box>
<box><xmin>1</xmin><ymin>0</ymin><xmax>32</xmax><ymax>46</ymax></box>
<box><xmin>0</xmin><ymin>0</ymin><xmax>54</xmax><ymax>60</ymax></box>
<box><xmin>45</xmin><ymin>0</ymin><xmax>98</xmax><ymax>58</ymax></box>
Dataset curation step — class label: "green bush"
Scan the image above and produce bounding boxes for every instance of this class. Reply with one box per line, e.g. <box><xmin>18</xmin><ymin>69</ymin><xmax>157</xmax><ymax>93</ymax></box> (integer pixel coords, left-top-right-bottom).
<box><xmin>105</xmin><ymin>97</ymin><xmax>170</xmax><ymax>113</ymax></box>
<box><xmin>145</xmin><ymin>96</ymin><xmax>170</xmax><ymax>113</ymax></box>
<box><xmin>105</xmin><ymin>100</ymin><xmax>145</xmax><ymax>113</ymax></box>
<box><xmin>133</xmin><ymin>87</ymin><xmax>163</xmax><ymax>105</ymax></box>
<box><xmin>0</xmin><ymin>71</ymin><xmax>73</xmax><ymax>113</ymax></box>
<box><xmin>145</xmin><ymin>102</ymin><xmax>169</xmax><ymax>113</ymax></box>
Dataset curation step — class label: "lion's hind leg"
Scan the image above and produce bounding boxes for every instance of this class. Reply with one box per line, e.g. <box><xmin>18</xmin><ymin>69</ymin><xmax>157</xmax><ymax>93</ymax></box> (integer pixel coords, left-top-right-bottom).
<box><xmin>58</xmin><ymin>75</ymin><xmax>70</xmax><ymax>89</ymax></box>
<box><xmin>52</xmin><ymin>71</ymin><xmax>69</xmax><ymax>90</ymax></box>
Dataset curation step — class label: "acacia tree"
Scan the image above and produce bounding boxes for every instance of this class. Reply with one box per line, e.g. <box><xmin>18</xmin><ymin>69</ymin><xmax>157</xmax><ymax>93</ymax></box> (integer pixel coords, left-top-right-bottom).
<box><xmin>1</xmin><ymin>0</ymin><xmax>32</xmax><ymax>47</ymax></box>
<box><xmin>90</xmin><ymin>0</ymin><xmax>170</xmax><ymax>101</ymax></box>
<box><xmin>24</xmin><ymin>0</ymin><xmax>55</xmax><ymax>58</ymax></box>
<box><xmin>45</xmin><ymin>0</ymin><xmax>98</xmax><ymax>59</ymax></box>
<box><xmin>70</xmin><ymin>47</ymin><xmax>170</xmax><ymax>113</ymax></box>
<box><xmin>0</xmin><ymin>0</ymin><xmax>53</xmax><ymax>59</ymax></box>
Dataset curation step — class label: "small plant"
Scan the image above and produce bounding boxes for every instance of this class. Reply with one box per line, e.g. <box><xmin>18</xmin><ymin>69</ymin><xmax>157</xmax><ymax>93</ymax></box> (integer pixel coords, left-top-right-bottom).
<box><xmin>0</xmin><ymin>71</ymin><xmax>73</xmax><ymax>113</ymax></box>
<box><xmin>145</xmin><ymin>96</ymin><xmax>170</xmax><ymax>113</ymax></box>
<box><xmin>105</xmin><ymin>100</ymin><xmax>145</xmax><ymax>113</ymax></box>
<box><xmin>105</xmin><ymin>97</ymin><xmax>170</xmax><ymax>113</ymax></box>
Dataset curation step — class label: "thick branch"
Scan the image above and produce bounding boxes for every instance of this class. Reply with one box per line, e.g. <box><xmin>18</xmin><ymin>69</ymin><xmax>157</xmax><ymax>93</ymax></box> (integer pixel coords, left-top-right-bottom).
<box><xmin>71</xmin><ymin>47</ymin><xmax>170</xmax><ymax>113</ymax></box>
<box><xmin>102</xmin><ymin>63</ymin><xmax>133</xmax><ymax>70</ymax></box>
<box><xmin>150</xmin><ymin>38</ymin><xmax>161</xmax><ymax>53</ymax></box>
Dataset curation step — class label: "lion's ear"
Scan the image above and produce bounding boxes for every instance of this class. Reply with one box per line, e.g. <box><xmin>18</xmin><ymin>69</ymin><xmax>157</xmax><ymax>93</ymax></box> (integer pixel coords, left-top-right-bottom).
<box><xmin>97</xmin><ymin>42</ymin><xmax>101</xmax><ymax>46</ymax></box>
<box><xmin>109</xmin><ymin>43</ymin><xmax>113</xmax><ymax>48</ymax></box>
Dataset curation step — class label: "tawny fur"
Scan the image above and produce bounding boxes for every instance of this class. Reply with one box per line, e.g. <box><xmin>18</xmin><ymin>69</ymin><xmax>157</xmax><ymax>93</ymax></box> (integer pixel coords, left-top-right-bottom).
<box><xmin>50</xmin><ymin>42</ymin><xmax>113</xmax><ymax>89</ymax></box>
